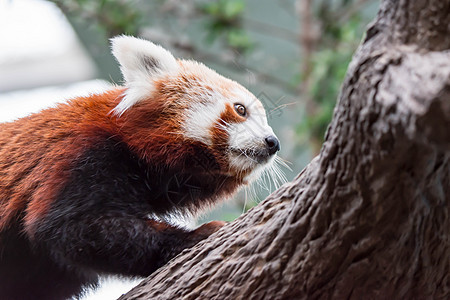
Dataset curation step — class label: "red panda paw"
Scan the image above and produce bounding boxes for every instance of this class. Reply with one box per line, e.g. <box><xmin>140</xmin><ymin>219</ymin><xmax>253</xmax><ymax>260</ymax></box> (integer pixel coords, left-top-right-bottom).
<box><xmin>192</xmin><ymin>220</ymin><xmax>227</xmax><ymax>240</ymax></box>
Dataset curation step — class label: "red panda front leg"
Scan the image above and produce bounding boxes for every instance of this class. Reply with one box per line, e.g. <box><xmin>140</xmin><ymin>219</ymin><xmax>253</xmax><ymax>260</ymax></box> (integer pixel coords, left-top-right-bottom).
<box><xmin>35</xmin><ymin>215</ymin><xmax>225</xmax><ymax>277</ymax></box>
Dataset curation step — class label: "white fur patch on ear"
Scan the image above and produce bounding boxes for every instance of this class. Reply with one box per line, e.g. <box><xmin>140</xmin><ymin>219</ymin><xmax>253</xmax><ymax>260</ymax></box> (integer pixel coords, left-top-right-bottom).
<box><xmin>110</xmin><ymin>35</ymin><xmax>178</xmax><ymax>115</ymax></box>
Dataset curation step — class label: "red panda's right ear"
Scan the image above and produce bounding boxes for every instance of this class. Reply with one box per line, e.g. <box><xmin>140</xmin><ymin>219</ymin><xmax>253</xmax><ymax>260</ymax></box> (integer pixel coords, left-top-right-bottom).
<box><xmin>110</xmin><ymin>35</ymin><xmax>178</xmax><ymax>115</ymax></box>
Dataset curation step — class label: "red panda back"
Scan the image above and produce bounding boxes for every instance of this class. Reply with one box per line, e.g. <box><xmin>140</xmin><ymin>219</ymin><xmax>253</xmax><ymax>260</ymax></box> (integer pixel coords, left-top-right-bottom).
<box><xmin>0</xmin><ymin>88</ymin><xmax>124</xmax><ymax>232</ymax></box>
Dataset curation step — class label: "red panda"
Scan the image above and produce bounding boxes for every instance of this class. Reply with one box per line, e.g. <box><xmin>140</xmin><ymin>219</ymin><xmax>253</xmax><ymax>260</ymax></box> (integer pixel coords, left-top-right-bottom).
<box><xmin>0</xmin><ymin>36</ymin><xmax>280</xmax><ymax>300</ymax></box>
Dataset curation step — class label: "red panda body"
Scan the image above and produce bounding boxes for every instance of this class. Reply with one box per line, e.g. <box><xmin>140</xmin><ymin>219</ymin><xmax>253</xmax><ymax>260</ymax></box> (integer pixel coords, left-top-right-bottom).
<box><xmin>0</xmin><ymin>36</ymin><xmax>280</xmax><ymax>299</ymax></box>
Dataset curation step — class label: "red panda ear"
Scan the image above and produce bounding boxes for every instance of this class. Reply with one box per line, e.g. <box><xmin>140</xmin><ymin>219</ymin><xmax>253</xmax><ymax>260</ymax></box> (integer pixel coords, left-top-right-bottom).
<box><xmin>110</xmin><ymin>35</ymin><xmax>178</xmax><ymax>114</ymax></box>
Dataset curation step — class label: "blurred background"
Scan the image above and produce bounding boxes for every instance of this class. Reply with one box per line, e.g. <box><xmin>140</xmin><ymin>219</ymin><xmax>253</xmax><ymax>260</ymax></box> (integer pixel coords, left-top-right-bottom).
<box><xmin>0</xmin><ymin>0</ymin><xmax>379</xmax><ymax>298</ymax></box>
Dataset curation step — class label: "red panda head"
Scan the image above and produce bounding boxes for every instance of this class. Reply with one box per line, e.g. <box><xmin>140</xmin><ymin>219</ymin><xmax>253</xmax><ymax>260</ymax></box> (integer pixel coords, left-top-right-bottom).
<box><xmin>111</xmin><ymin>36</ymin><xmax>280</xmax><ymax>186</ymax></box>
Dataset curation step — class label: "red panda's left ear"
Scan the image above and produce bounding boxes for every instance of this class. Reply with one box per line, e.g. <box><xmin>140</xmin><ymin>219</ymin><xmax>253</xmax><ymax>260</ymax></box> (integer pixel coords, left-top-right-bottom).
<box><xmin>110</xmin><ymin>35</ymin><xmax>178</xmax><ymax>114</ymax></box>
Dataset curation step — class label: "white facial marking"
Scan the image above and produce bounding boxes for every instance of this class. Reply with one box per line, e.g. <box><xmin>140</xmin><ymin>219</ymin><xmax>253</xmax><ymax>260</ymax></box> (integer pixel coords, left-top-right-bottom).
<box><xmin>182</xmin><ymin>93</ymin><xmax>225</xmax><ymax>145</ymax></box>
<box><xmin>110</xmin><ymin>35</ymin><xmax>178</xmax><ymax>115</ymax></box>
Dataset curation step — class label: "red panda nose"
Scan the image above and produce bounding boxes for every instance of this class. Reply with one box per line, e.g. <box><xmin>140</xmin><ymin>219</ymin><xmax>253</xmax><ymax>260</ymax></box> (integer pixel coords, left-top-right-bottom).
<box><xmin>265</xmin><ymin>136</ymin><xmax>280</xmax><ymax>156</ymax></box>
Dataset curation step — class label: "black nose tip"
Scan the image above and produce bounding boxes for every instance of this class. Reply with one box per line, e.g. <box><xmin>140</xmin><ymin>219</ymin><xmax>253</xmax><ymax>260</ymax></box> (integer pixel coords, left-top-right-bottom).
<box><xmin>265</xmin><ymin>135</ymin><xmax>280</xmax><ymax>155</ymax></box>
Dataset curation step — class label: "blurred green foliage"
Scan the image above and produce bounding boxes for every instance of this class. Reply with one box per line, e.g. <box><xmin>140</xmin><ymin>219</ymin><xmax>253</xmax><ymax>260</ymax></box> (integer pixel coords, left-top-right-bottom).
<box><xmin>200</xmin><ymin>0</ymin><xmax>253</xmax><ymax>52</ymax></box>
<box><xmin>53</xmin><ymin>0</ymin><xmax>252</xmax><ymax>52</ymax></box>
<box><xmin>53</xmin><ymin>0</ymin><xmax>144</xmax><ymax>36</ymax></box>
<box><xmin>297</xmin><ymin>0</ymin><xmax>376</xmax><ymax>148</ymax></box>
<box><xmin>299</xmin><ymin>16</ymin><xmax>365</xmax><ymax>144</ymax></box>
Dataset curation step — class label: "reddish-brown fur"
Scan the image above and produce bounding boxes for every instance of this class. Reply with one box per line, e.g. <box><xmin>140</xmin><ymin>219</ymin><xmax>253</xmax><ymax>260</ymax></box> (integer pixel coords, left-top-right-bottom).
<box><xmin>210</xmin><ymin>103</ymin><xmax>251</xmax><ymax>178</ymax></box>
<box><xmin>0</xmin><ymin>85</ymin><xmax>198</xmax><ymax>232</ymax></box>
<box><xmin>0</xmin><ymin>82</ymin><xmax>248</xmax><ymax>235</ymax></box>
<box><xmin>0</xmin><ymin>89</ymin><xmax>124</xmax><ymax>233</ymax></box>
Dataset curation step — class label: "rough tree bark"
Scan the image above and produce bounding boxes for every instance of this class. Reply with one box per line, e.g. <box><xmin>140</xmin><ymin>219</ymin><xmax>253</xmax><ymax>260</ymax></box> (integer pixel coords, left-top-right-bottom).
<box><xmin>120</xmin><ymin>0</ymin><xmax>450</xmax><ymax>299</ymax></box>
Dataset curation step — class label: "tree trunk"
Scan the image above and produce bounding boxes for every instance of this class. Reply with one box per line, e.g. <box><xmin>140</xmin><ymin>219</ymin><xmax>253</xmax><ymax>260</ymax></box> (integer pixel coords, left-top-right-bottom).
<box><xmin>120</xmin><ymin>0</ymin><xmax>450</xmax><ymax>299</ymax></box>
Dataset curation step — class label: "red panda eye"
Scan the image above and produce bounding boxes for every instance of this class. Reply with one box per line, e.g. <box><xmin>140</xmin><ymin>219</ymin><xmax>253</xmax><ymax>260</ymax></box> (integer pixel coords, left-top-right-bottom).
<box><xmin>234</xmin><ymin>104</ymin><xmax>247</xmax><ymax>117</ymax></box>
